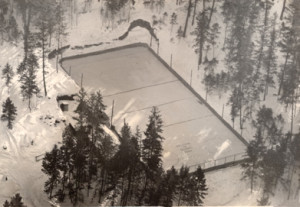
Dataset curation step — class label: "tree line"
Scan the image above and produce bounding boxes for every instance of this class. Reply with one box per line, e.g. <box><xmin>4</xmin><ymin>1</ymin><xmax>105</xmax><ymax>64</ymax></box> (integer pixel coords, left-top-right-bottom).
<box><xmin>41</xmin><ymin>88</ymin><xmax>208</xmax><ymax>206</ymax></box>
<box><xmin>242</xmin><ymin>105</ymin><xmax>300</xmax><ymax>205</ymax></box>
<box><xmin>188</xmin><ymin>0</ymin><xmax>300</xmax><ymax>136</ymax></box>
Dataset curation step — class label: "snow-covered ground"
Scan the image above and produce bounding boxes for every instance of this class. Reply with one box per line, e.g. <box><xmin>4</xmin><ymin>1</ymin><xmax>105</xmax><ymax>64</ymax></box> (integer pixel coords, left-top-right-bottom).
<box><xmin>0</xmin><ymin>43</ymin><xmax>79</xmax><ymax>206</ymax></box>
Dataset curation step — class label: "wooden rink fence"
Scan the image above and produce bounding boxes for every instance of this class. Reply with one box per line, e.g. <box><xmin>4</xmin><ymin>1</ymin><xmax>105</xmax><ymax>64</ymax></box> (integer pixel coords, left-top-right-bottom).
<box><xmin>189</xmin><ymin>152</ymin><xmax>249</xmax><ymax>173</ymax></box>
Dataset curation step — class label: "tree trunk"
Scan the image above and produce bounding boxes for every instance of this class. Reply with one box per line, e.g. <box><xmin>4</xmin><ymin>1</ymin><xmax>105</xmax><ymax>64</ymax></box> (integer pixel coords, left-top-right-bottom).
<box><xmin>23</xmin><ymin>6</ymin><xmax>32</xmax><ymax>60</ymax></box>
<box><xmin>138</xmin><ymin>176</ymin><xmax>148</xmax><ymax>205</ymax></box>
<box><xmin>278</xmin><ymin>53</ymin><xmax>289</xmax><ymax>95</ymax></box>
<box><xmin>42</xmin><ymin>27</ymin><xmax>47</xmax><ymax>97</ymax></box>
<box><xmin>291</xmin><ymin>94</ymin><xmax>295</xmax><ymax>134</ymax></box>
<box><xmin>198</xmin><ymin>0</ymin><xmax>206</xmax><ymax>65</ymax></box>
<box><xmin>239</xmin><ymin>84</ymin><xmax>243</xmax><ymax>132</ymax></box>
<box><xmin>223</xmin><ymin>22</ymin><xmax>228</xmax><ymax>49</ymax></box>
<box><xmin>280</xmin><ymin>0</ymin><xmax>287</xmax><ymax>20</ymax></box>
<box><xmin>98</xmin><ymin>169</ymin><xmax>107</xmax><ymax>203</ymax></box>
<box><xmin>183</xmin><ymin>0</ymin><xmax>192</xmax><ymax>37</ymax></box>
<box><xmin>207</xmin><ymin>0</ymin><xmax>215</xmax><ymax>27</ymax></box>
<box><xmin>192</xmin><ymin>0</ymin><xmax>198</xmax><ymax>26</ymax></box>
<box><xmin>257</xmin><ymin>3</ymin><xmax>269</xmax><ymax>75</ymax></box>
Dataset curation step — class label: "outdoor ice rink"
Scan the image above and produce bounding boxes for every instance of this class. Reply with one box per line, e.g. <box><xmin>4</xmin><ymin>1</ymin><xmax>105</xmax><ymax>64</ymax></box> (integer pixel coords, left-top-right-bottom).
<box><xmin>61</xmin><ymin>45</ymin><xmax>247</xmax><ymax>169</ymax></box>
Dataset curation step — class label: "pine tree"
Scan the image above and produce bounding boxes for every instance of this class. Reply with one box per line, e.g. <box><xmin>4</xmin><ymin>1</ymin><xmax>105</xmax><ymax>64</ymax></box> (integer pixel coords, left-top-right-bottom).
<box><xmin>170</xmin><ymin>12</ymin><xmax>177</xmax><ymax>34</ymax></box>
<box><xmin>9</xmin><ymin>193</ymin><xmax>26</xmax><ymax>207</ymax></box>
<box><xmin>35</xmin><ymin>14</ymin><xmax>49</xmax><ymax>97</ymax></box>
<box><xmin>253</xmin><ymin>105</ymin><xmax>284</xmax><ymax>146</ymax></box>
<box><xmin>19</xmin><ymin>54</ymin><xmax>40</xmax><ymax>111</ymax></box>
<box><xmin>176</xmin><ymin>166</ymin><xmax>190</xmax><ymax>205</ymax></box>
<box><xmin>191</xmin><ymin>1</ymin><xmax>209</xmax><ymax>66</ymax></box>
<box><xmin>260</xmin><ymin>146</ymin><xmax>287</xmax><ymax>199</ymax></box>
<box><xmin>142</xmin><ymin>107</ymin><xmax>164</xmax><ymax>174</ymax></box>
<box><xmin>1</xmin><ymin>97</ymin><xmax>17</xmax><ymax>129</ymax></box>
<box><xmin>3</xmin><ymin>200</ymin><xmax>9</xmax><ymax>207</ymax></box>
<box><xmin>55</xmin><ymin>1</ymin><xmax>68</xmax><ymax>72</ymax></box>
<box><xmin>2</xmin><ymin>63</ymin><xmax>14</xmax><ymax>87</ymax></box>
<box><xmin>140</xmin><ymin>107</ymin><xmax>164</xmax><ymax>204</ymax></box>
<box><xmin>278</xmin><ymin>1</ymin><xmax>298</xmax><ymax>97</ymax></box>
<box><xmin>85</xmin><ymin>91</ymin><xmax>109</xmax><ymax>141</ymax></box>
<box><xmin>224</xmin><ymin>0</ymin><xmax>258</xmax><ymax>132</ymax></box>
<box><xmin>42</xmin><ymin>144</ymin><xmax>61</xmax><ymax>198</ymax></box>
<box><xmin>291</xmin><ymin>132</ymin><xmax>300</xmax><ymax>161</ymax></box>
<box><xmin>0</xmin><ymin>0</ymin><xmax>19</xmax><ymax>44</ymax></box>
<box><xmin>73</xmin><ymin>87</ymin><xmax>88</xmax><ymax>127</ymax></box>
<box><xmin>242</xmin><ymin>129</ymin><xmax>266</xmax><ymax>192</ymax></box>
<box><xmin>15</xmin><ymin>0</ymin><xmax>37</xmax><ymax>59</ymax></box>
<box><xmin>7</xmin><ymin>15</ymin><xmax>19</xmax><ymax>42</ymax></box>
<box><xmin>160</xmin><ymin>166</ymin><xmax>178</xmax><ymax>207</ymax></box>
<box><xmin>17</xmin><ymin>53</ymin><xmax>38</xmax><ymax>75</ymax></box>
<box><xmin>72</xmin><ymin>126</ymin><xmax>89</xmax><ymax>205</ymax></box>
<box><xmin>176</xmin><ymin>26</ymin><xmax>183</xmax><ymax>41</ymax></box>
<box><xmin>207</xmin><ymin>23</ymin><xmax>220</xmax><ymax>58</ymax></box>
<box><xmin>263</xmin><ymin>13</ymin><xmax>277</xmax><ymax>100</ymax></box>
<box><xmin>185</xmin><ymin>166</ymin><xmax>207</xmax><ymax>205</ymax></box>
<box><xmin>58</xmin><ymin>124</ymin><xmax>76</xmax><ymax>199</ymax></box>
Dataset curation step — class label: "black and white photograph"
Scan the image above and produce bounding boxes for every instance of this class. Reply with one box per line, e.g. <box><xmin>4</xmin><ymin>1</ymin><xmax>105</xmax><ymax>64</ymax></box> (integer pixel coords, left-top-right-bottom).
<box><xmin>0</xmin><ymin>0</ymin><xmax>300</xmax><ymax>206</ymax></box>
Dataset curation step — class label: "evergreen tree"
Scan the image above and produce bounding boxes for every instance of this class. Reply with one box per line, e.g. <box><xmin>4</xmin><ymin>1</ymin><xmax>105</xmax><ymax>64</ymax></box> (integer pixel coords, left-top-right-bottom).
<box><xmin>73</xmin><ymin>87</ymin><xmax>88</xmax><ymax>127</ymax></box>
<box><xmin>19</xmin><ymin>54</ymin><xmax>40</xmax><ymax>111</ymax></box>
<box><xmin>290</xmin><ymin>132</ymin><xmax>300</xmax><ymax>161</ymax></box>
<box><xmin>55</xmin><ymin>1</ymin><xmax>68</xmax><ymax>72</ymax></box>
<box><xmin>176</xmin><ymin>166</ymin><xmax>189</xmax><ymax>205</ymax></box>
<box><xmin>58</xmin><ymin>124</ymin><xmax>76</xmax><ymax>199</ymax></box>
<box><xmin>9</xmin><ymin>193</ymin><xmax>26</xmax><ymax>207</ymax></box>
<box><xmin>278</xmin><ymin>1</ymin><xmax>299</xmax><ymax>98</ymax></box>
<box><xmin>176</xmin><ymin>26</ymin><xmax>183</xmax><ymax>41</ymax></box>
<box><xmin>242</xmin><ymin>129</ymin><xmax>266</xmax><ymax>192</ymax></box>
<box><xmin>207</xmin><ymin>23</ymin><xmax>220</xmax><ymax>58</ymax></box>
<box><xmin>191</xmin><ymin>7</ymin><xmax>209</xmax><ymax>66</ymax></box>
<box><xmin>42</xmin><ymin>144</ymin><xmax>61</xmax><ymax>198</ymax></box>
<box><xmin>160</xmin><ymin>166</ymin><xmax>178</xmax><ymax>207</ymax></box>
<box><xmin>0</xmin><ymin>0</ymin><xmax>19</xmax><ymax>44</ymax></box>
<box><xmin>72</xmin><ymin>126</ymin><xmax>89</xmax><ymax>205</ymax></box>
<box><xmin>17</xmin><ymin>53</ymin><xmax>38</xmax><ymax>75</ymax></box>
<box><xmin>85</xmin><ymin>91</ymin><xmax>109</xmax><ymax>141</ymax></box>
<box><xmin>15</xmin><ymin>0</ymin><xmax>37</xmax><ymax>59</ymax></box>
<box><xmin>140</xmin><ymin>107</ymin><xmax>164</xmax><ymax>204</ymax></box>
<box><xmin>0</xmin><ymin>0</ymin><xmax>8</xmax><ymax>43</ymax></box>
<box><xmin>142</xmin><ymin>107</ymin><xmax>164</xmax><ymax>174</ymax></box>
<box><xmin>1</xmin><ymin>97</ymin><xmax>17</xmax><ymax>129</ymax></box>
<box><xmin>252</xmin><ymin>105</ymin><xmax>284</xmax><ymax>146</ymax></box>
<box><xmin>263</xmin><ymin>13</ymin><xmax>277</xmax><ymax>100</ymax></box>
<box><xmin>260</xmin><ymin>146</ymin><xmax>287</xmax><ymax>199</ymax></box>
<box><xmin>170</xmin><ymin>12</ymin><xmax>177</xmax><ymax>34</ymax></box>
<box><xmin>224</xmin><ymin>0</ymin><xmax>259</xmax><ymax>132</ymax></box>
<box><xmin>7</xmin><ymin>15</ymin><xmax>20</xmax><ymax>42</ymax></box>
<box><xmin>2</xmin><ymin>63</ymin><xmax>14</xmax><ymax>87</ymax></box>
<box><xmin>185</xmin><ymin>166</ymin><xmax>208</xmax><ymax>205</ymax></box>
<box><xmin>3</xmin><ymin>200</ymin><xmax>9</xmax><ymax>207</ymax></box>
